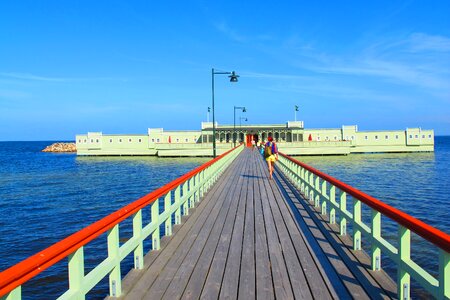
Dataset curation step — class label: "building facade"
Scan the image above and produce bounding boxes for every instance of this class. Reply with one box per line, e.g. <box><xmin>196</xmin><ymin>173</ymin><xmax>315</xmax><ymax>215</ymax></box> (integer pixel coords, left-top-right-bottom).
<box><xmin>76</xmin><ymin>121</ymin><xmax>434</xmax><ymax>156</ymax></box>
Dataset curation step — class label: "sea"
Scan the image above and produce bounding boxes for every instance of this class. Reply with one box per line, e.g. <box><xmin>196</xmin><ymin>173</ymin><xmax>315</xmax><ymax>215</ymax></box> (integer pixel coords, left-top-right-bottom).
<box><xmin>0</xmin><ymin>137</ymin><xmax>449</xmax><ymax>299</ymax></box>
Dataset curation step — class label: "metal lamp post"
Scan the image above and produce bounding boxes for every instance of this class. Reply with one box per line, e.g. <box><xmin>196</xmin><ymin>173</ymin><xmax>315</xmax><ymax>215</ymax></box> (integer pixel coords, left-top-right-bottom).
<box><xmin>233</xmin><ymin>106</ymin><xmax>246</xmax><ymax>147</ymax></box>
<box><xmin>212</xmin><ymin>69</ymin><xmax>239</xmax><ymax>158</ymax></box>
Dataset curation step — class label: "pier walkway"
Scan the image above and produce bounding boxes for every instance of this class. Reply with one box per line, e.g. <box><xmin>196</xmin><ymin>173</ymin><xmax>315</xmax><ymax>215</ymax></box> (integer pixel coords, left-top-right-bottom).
<box><xmin>118</xmin><ymin>149</ymin><xmax>394</xmax><ymax>299</ymax></box>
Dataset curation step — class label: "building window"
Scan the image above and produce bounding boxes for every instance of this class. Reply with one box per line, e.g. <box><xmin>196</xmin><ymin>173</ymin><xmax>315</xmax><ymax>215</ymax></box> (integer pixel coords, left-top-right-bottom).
<box><xmin>429</xmin><ymin>134</ymin><xmax>432</xmax><ymax>138</ymax></box>
<box><xmin>84</xmin><ymin>139</ymin><xmax>87</xmax><ymax>143</ymax></box>
<box><xmin>317</xmin><ymin>136</ymin><xmax>321</xmax><ymax>141</ymax></box>
<box><xmin>395</xmin><ymin>135</ymin><xmax>399</xmax><ymax>139</ymax></box>
<box><xmin>375</xmin><ymin>135</ymin><xmax>378</xmax><ymax>140</ymax></box>
<box><xmin>334</xmin><ymin>136</ymin><xmax>337</xmax><ymax>140</ymax></box>
<box><xmin>129</xmin><ymin>138</ymin><xmax>132</xmax><ymax>143</ymax></box>
<box><xmin>351</xmin><ymin>136</ymin><xmax>355</xmax><ymax>140</ymax></box>
<box><xmin>96</xmin><ymin>139</ymin><xmax>99</xmax><ymax>143</ymax></box>
<box><xmin>176</xmin><ymin>138</ymin><xmax>179</xmax><ymax>142</ymax></box>
<box><xmin>109</xmin><ymin>139</ymin><xmax>113</xmax><ymax>143</ymax></box>
<box><xmin>151</xmin><ymin>138</ymin><xmax>155</xmax><ymax>142</ymax></box>
<box><xmin>138</xmin><ymin>138</ymin><xmax>142</xmax><ymax>143</ymax></box>
<box><xmin>90</xmin><ymin>139</ymin><xmax>94</xmax><ymax>143</ymax></box>
<box><xmin>385</xmin><ymin>135</ymin><xmax>389</xmax><ymax>139</ymax></box>
<box><xmin>185</xmin><ymin>138</ymin><xmax>188</xmax><ymax>142</ymax></box>
<box><xmin>157</xmin><ymin>139</ymin><xmax>160</xmax><ymax>143</ymax></box>
<box><xmin>364</xmin><ymin>136</ymin><xmax>368</xmax><ymax>140</ymax></box>
<box><xmin>409</xmin><ymin>135</ymin><xmax>413</xmax><ymax>138</ymax></box>
<box><xmin>78</xmin><ymin>139</ymin><xmax>82</xmax><ymax>143</ymax></box>
<box><xmin>119</xmin><ymin>139</ymin><xmax>122</xmax><ymax>143</ymax></box>
<box><xmin>415</xmin><ymin>135</ymin><xmax>418</xmax><ymax>138</ymax></box>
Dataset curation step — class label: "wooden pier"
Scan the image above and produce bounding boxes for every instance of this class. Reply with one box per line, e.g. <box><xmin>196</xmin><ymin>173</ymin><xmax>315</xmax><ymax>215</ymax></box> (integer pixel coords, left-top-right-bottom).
<box><xmin>118</xmin><ymin>149</ymin><xmax>395</xmax><ymax>299</ymax></box>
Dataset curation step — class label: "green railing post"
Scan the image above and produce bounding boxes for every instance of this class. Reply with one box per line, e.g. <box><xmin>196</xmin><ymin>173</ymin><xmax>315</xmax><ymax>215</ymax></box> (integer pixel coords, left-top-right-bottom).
<box><xmin>194</xmin><ymin>174</ymin><xmax>200</xmax><ymax>204</ymax></box>
<box><xmin>353</xmin><ymin>199</ymin><xmax>362</xmax><ymax>250</ymax></box>
<box><xmin>68</xmin><ymin>247</ymin><xmax>85</xmax><ymax>299</ymax></box>
<box><xmin>2</xmin><ymin>286</ymin><xmax>21</xmax><ymax>300</ymax></box>
<box><xmin>107</xmin><ymin>225</ymin><xmax>122</xmax><ymax>298</ymax></box>
<box><xmin>438</xmin><ymin>250</ymin><xmax>449</xmax><ymax>299</ymax></box>
<box><xmin>182</xmin><ymin>182</ymin><xmax>189</xmax><ymax>216</ymax></box>
<box><xmin>174</xmin><ymin>186</ymin><xmax>181</xmax><ymax>225</ymax></box>
<box><xmin>314</xmin><ymin>176</ymin><xmax>320</xmax><ymax>208</ymax></box>
<box><xmin>340</xmin><ymin>191</ymin><xmax>347</xmax><ymax>235</ymax></box>
<box><xmin>164</xmin><ymin>192</ymin><xmax>172</xmax><ymax>236</ymax></box>
<box><xmin>321</xmin><ymin>180</ymin><xmax>327</xmax><ymax>215</ymax></box>
<box><xmin>132</xmin><ymin>210</ymin><xmax>144</xmax><ymax>270</ymax></box>
<box><xmin>398</xmin><ymin>225</ymin><xmax>411</xmax><ymax>300</ymax></box>
<box><xmin>189</xmin><ymin>177</ymin><xmax>195</xmax><ymax>209</ymax></box>
<box><xmin>151</xmin><ymin>200</ymin><xmax>160</xmax><ymax>250</ymax></box>
<box><xmin>371</xmin><ymin>209</ymin><xmax>381</xmax><ymax>271</ymax></box>
<box><xmin>329</xmin><ymin>186</ymin><xmax>336</xmax><ymax>224</ymax></box>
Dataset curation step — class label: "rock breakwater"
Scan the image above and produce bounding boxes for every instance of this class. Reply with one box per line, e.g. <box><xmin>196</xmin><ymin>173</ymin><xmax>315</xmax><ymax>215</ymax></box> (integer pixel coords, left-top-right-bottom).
<box><xmin>42</xmin><ymin>142</ymin><xmax>77</xmax><ymax>153</ymax></box>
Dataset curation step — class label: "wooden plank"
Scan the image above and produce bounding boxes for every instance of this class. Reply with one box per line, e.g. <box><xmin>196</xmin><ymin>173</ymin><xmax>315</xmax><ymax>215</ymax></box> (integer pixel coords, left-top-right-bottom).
<box><xmin>237</xmin><ymin>150</ymin><xmax>256</xmax><ymax>299</ymax></box>
<box><xmin>198</xmin><ymin>152</ymin><xmax>250</xmax><ymax>300</ymax></box>
<box><xmin>122</xmin><ymin>154</ymin><xmax>243</xmax><ymax>299</ymax></box>
<box><xmin>162</xmin><ymin>152</ymin><xmax>249</xmax><ymax>299</ymax></box>
<box><xmin>142</xmin><ymin>154</ymin><xmax>246</xmax><ymax>299</ymax></box>
<box><xmin>256</xmin><ymin>153</ymin><xmax>295</xmax><ymax>299</ymax></box>
<box><xmin>253</xmin><ymin>152</ymin><xmax>275</xmax><ymax>300</ymax></box>
<box><xmin>218</xmin><ymin>150</ymin><xmax>251</xmax><ymax>299</ymax></box>
<box><xmin>257</xmin><ymin>155</ymin><xmax>317</xmax><ymax>299</ymax></box>
<box><xmin>180</xmin><ymin>150</ymin><xmax>250</xmax><ymax>300</ymax></box>
<box><xmin>273</xmin><ymin>169</ymin><xmax>354</xmax><ymax>299</ymax></box>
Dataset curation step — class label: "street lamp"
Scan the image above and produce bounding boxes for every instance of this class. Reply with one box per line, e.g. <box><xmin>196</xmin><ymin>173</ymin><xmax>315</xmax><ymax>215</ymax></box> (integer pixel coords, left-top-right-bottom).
<box><xmin>234</xmin><ymin>106</ymin><xmax>246</xmax><ymax>147</ymax></box>
<box><xmin>212</xmin><ymin>68</ymin><xmax>239</xmax><ymax>158</ymax></box>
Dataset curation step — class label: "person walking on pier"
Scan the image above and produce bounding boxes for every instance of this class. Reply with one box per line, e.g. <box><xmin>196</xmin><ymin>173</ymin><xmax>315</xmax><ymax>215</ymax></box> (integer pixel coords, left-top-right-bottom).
<box><xmin>264</xmin><ymin>136</ymin><xmax>278</xmax><ymax>179</ymax></box>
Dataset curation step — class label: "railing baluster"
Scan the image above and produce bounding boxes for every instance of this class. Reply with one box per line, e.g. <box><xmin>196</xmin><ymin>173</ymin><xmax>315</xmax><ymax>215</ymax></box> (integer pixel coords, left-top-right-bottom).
<box><xmin>182</xmin><ymin>182</ymin><xmax>189</xmax><ymax>216</ymax></box>
<box><xmin>174</xmin><ymin>186</ymin><xmax>181</xmax><ymax>225</ymax></box>
<box><xmin>329</xmin><ymin>186</ymin><xmax>336</xmax><ymax>224</ymax></box>
<box><xmin>107</xmin><ymin>224</ymin><xmax>122</xmax><ymax>297</ymax></box>
<box><xmin>371</xmin><ymin>209</ymin><xmax>381</xmax><ymax>271</ymax></box>
<box><xmin>132</xmin><ymin>210</ymin><xmax>143</xmax><ymax>269</ymax></box>
<box><xmin>164</xmin><ymin>192</ymin><xmax>172</xmax><ymax>236</ymax></box>
<box><xmin>151</xmin><ymin>200</ymin><xmax>160</xmax><ymax>250</ymax></box>
<box><xmin>321</xmin><ymin>180</ymin><xmax>327</xmax><ymax>215</ymax></box>
<box><xmin>68</xmin><ymin>247</ymin><xmax>85</xmax><ymax>299</ymax></box>
<box><xmin>340</xmin><ymin>191</ymin><xmax>347</xmax><ymax>236</ymax></box>
<box><xmin>353</xmin><ymin>199</ymin><xmax>361</xmax><ymax>250</ymax></box>
<box><xmin>314</xmin><ymin>176</ymin><xmax>320</xmax><ymax>208</ymax></box>
<box><xmin>438</xmin><ymin>250</ymin><xmax>450</xmax><ymax>299</ymax></box>
<box><xmin>189</xmin><ymin>177</ymin><xmax>195</xmax><ymax>209</ymax></box>
<box><xmin>398</xmin><ymin>225</ymin><xmax>410</xmax><ymax>300</ymax></box>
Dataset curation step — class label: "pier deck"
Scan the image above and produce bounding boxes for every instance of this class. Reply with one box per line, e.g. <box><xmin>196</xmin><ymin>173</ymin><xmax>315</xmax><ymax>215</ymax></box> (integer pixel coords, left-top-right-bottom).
<box><xmin>118</xmin><ymin>148</ymin><xmax>395</xmax><ymax>299</ymax></box>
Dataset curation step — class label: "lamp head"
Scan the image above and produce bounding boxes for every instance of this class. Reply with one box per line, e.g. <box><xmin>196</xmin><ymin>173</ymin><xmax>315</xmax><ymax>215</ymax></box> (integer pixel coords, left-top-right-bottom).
<box><xmin>229</xmin><ymin>71</ymin><xmax>239</xmax><ymax>82</ymax></box>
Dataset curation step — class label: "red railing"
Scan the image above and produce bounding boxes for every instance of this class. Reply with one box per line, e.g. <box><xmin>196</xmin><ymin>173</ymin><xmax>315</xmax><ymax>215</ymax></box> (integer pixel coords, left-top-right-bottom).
<box><xmin>280</xmin><ymin>152</ymin><xmax>450</xmax><ymax>253</ymax></box>
<box><xmin>0</xmin><ymin>146</ymin><xmax>238</xmax><ymax>297</ymax></box>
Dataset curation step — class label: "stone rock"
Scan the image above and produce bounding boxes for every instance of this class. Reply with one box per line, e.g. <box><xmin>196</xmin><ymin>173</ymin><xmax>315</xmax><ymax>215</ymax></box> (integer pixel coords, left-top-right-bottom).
<box><xmin>42</xmin><ymin>142</ymin><xmax>77</xmax><ymax>153</ymax></box>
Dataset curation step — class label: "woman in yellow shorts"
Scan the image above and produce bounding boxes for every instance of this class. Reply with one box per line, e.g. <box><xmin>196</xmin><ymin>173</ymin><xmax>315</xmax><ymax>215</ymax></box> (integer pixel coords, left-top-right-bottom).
<box><xmin>264</xmin><ymin>136</ymin><xmax>278</xmax><ymax>179</ymax></box>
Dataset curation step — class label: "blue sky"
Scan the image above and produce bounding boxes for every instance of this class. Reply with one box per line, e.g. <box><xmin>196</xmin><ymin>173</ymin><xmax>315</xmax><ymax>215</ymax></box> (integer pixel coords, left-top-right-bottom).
<box><xmin>1</xmin><ymin>1</ymin><xmax>449</xmax><ymax>140</ymax></box>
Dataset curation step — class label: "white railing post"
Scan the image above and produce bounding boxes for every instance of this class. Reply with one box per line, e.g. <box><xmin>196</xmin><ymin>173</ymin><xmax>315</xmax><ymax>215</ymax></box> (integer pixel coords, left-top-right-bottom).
<box><xmin>398</xmin><ymin>225</ymin><xmax>411</xmax><ymax>300</ymax></box>
<box><xmin>68</xmin><ymin>247</ymin><xmax>85</xmax><ymax>299</ymax></box>
<box><xmin>107</xmin><ymin>225</ymin><xmax>122</xmax><ymax>297</ymax></box>
<box><xmin>132</xmin><ymin>210</ymin><xmax>144</xmax><ymax>270</ymax></box>
<box><xmin>321</xmin><ymin>180</ymin><xmax>327</xmax><ymax>215</ymax></box>
<box><xmin>371</xmin><ymin>209</ymin><xmax>381</xmax><ymax>271</ymax></box>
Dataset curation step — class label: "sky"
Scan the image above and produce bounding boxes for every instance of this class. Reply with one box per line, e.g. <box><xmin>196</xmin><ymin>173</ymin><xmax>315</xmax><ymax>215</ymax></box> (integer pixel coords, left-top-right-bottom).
<box><xmin>0</xmin><ymin>1</ymin><xmax>449</xmax><ymax>140</ymax></box>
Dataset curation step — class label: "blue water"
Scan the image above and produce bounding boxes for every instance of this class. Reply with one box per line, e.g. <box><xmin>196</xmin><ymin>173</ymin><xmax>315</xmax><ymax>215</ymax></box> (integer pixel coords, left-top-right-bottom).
<box><xmin>0</xmin><ymin>138</ymin><xmax>449</xmax><ymax>298</ymax></box>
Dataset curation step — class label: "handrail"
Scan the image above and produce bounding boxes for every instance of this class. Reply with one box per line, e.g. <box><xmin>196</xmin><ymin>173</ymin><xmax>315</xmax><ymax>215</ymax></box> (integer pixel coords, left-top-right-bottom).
<box><xmin>279</xmin><ymin>152</ymin><xmax>450</xmax><ymax>252</ymax></box>
<box><xmin>0</xmin><ymin>145</ymin><xmax>242</xmax><ymax>298</ymax></box>
<box><xmin>277</xmin><ymin>152</ymin><xmax>450</xmax><ymax>299</ymax></box>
